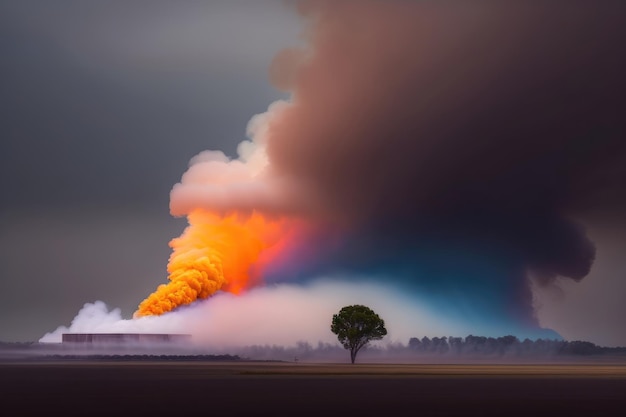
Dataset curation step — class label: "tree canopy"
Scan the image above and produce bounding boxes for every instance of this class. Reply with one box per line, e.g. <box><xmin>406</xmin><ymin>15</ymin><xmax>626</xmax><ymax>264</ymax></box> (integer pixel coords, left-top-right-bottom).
<box><xmin>331</xmin><ymin>304</ymin><xmax>387</xmax><ymax>364</ymax></box>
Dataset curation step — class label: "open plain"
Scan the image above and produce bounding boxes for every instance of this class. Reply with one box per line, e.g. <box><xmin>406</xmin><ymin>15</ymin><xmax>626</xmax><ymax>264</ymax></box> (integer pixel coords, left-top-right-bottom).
<box><xmin>2</xmin><ymin>359</ymin><xmax>626</xmax><ymax>416</ymax></box>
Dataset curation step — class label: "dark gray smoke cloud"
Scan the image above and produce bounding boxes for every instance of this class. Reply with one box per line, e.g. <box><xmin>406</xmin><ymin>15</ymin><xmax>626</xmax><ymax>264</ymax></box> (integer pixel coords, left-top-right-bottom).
<box><xmin>3</xmin><ymin>0</ymin><xmax>625</xmax><ymax>345</ymax></box>
<box><xmin>261</xmin><ymin>0</ymin><xmax>626</xmax><ymax>329</ymax></box>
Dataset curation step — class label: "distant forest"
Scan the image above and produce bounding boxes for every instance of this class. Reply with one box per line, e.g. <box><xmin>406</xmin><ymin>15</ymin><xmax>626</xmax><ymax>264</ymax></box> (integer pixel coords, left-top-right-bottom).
<box><xmin>405</xmin><ymin>335</ymin><xmax>626</xmax><ymax>357</ymax></box>
<box><xmin>1</xmin><ymin>336</ymin><xmax>625</xmax><ymax>362</ymax></box>
<box><xmin>227</xmin><ymin>336</ymin><xmax>626</xmax><ymax>362</ymax></box>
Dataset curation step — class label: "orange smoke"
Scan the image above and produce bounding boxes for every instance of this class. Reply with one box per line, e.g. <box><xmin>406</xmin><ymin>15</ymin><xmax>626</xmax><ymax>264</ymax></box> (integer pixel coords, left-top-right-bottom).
<box><xmin>134</xmin><ymin>209</ymin><xmax>290</xmax><ymax>318</ymax></box>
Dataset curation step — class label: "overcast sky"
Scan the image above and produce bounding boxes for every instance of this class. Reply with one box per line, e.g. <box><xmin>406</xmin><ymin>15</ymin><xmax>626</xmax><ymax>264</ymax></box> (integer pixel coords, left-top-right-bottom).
<box><xmin>0</xmin><ymin>0</ymin><xmax>299</xmax><ymax>342</ymax></box>
<box><xmin>1</xmin><ymin>1</ymin><xmax>625</xmax><ymax>348</ymax></box>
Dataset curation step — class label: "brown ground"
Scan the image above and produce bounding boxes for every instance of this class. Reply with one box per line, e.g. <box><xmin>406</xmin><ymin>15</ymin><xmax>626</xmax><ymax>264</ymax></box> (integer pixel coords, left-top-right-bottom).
<box><xmin>2</xmin><ymin>361</ymin><xmax>626</xmax><ymax>416</ymax></box>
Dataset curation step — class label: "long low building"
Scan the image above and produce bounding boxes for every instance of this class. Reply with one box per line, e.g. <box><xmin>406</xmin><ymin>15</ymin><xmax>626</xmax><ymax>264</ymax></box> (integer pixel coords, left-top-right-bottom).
<box><xmin>62</xmin><ymin>333</ymin><xmax>192</xmax><ymax>344</ymax></box>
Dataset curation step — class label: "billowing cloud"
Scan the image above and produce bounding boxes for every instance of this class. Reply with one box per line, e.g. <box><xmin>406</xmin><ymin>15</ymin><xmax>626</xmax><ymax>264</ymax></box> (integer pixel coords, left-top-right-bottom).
<box><xmin>34</xmin><ymin>1</ymin><xmax>626</xmax><ymax>346</ymax></box>
<box><xmin>41</xmin><ymin>280</ymin><xmax>469</xmax><ymax>349</ymax></box>
<box><xmin>159</xmin><ymin>1</ymin><xmax>626</xmax><ymax>334</ymax></box>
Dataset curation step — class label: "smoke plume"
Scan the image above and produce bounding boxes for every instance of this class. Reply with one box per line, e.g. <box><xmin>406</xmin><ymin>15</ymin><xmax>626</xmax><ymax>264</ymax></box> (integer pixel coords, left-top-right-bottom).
<box><xmin>41</xmin><ymin>280</ymin><xmax>472</xmax><ymax>348</ymax></box>
<box><xmin>133</xmin><ymin>1</ymin><xmax>625</xmax><ymax>334</ymax></box>
<box><xmin>134</xmin><ymin>210</ymin><xmax>293</xmax><ymax>317</ymax></box>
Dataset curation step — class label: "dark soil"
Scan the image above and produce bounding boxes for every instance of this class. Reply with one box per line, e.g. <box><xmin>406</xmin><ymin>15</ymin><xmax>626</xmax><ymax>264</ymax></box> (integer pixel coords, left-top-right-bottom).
<box><xmin>2</xmin><ymin>361</ymin><xmax>625</xmax><ymax>416</ymax></box>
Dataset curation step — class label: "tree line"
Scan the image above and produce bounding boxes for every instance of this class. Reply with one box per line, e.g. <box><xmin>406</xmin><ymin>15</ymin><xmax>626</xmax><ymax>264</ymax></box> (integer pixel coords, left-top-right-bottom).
<box><xmin>408</xmin><ymin>334</ymin><xmax>626</xmax><ymax>357</ymax></box>
<box><xmin>328</xmin><ymin>304</ymin><xmax>626</xmax><ymax>363</ymax></box>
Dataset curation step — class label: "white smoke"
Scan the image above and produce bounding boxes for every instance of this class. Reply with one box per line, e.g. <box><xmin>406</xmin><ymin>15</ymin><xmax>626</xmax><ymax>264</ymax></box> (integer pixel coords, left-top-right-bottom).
<box><xmin>39</xmin><ymin>279</ymin><xmax>464</xmax><ymax>350</ymax></box>
<box><xmin>169</xmin><ymin>100</ymin><xmax>295</xmax><ymax>217</ymax></box>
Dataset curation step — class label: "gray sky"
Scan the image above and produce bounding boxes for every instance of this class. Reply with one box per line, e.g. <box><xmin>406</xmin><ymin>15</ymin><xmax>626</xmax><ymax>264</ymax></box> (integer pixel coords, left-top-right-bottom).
<box><xmin>0</xmin><ymin>0</ymin><xmax>299</xmax><ymax>342</ymax></box>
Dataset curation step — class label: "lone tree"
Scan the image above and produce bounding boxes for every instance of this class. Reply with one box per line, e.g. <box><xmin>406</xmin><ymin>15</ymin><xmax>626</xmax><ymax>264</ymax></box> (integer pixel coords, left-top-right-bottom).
<box><xmin>331</xmin><ymin>304</ymin><xmax>387</xmax><ymax>364</ymax></box>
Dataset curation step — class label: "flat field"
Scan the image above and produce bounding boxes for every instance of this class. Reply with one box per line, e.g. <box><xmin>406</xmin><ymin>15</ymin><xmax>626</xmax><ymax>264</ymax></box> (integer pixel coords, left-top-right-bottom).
<box><xmin>2</xmin><ymin>360</ymin><xmax>626</xmax><ymax>416</ymax></box>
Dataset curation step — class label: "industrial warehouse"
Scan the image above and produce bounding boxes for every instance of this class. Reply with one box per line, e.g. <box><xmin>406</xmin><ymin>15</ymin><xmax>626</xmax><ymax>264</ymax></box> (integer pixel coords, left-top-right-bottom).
<box><xmin>62</xmin><ymin>333</ymin><xmax>192</xmax><ymax>345</ymax></box>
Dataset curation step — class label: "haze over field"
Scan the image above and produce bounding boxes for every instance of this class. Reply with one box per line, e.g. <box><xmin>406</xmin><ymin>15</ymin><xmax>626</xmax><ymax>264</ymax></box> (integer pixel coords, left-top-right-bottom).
<box><xmin>2</xmin><ymin>1</ymin><xmax>625</xmax><ymax>348</ymax></box>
